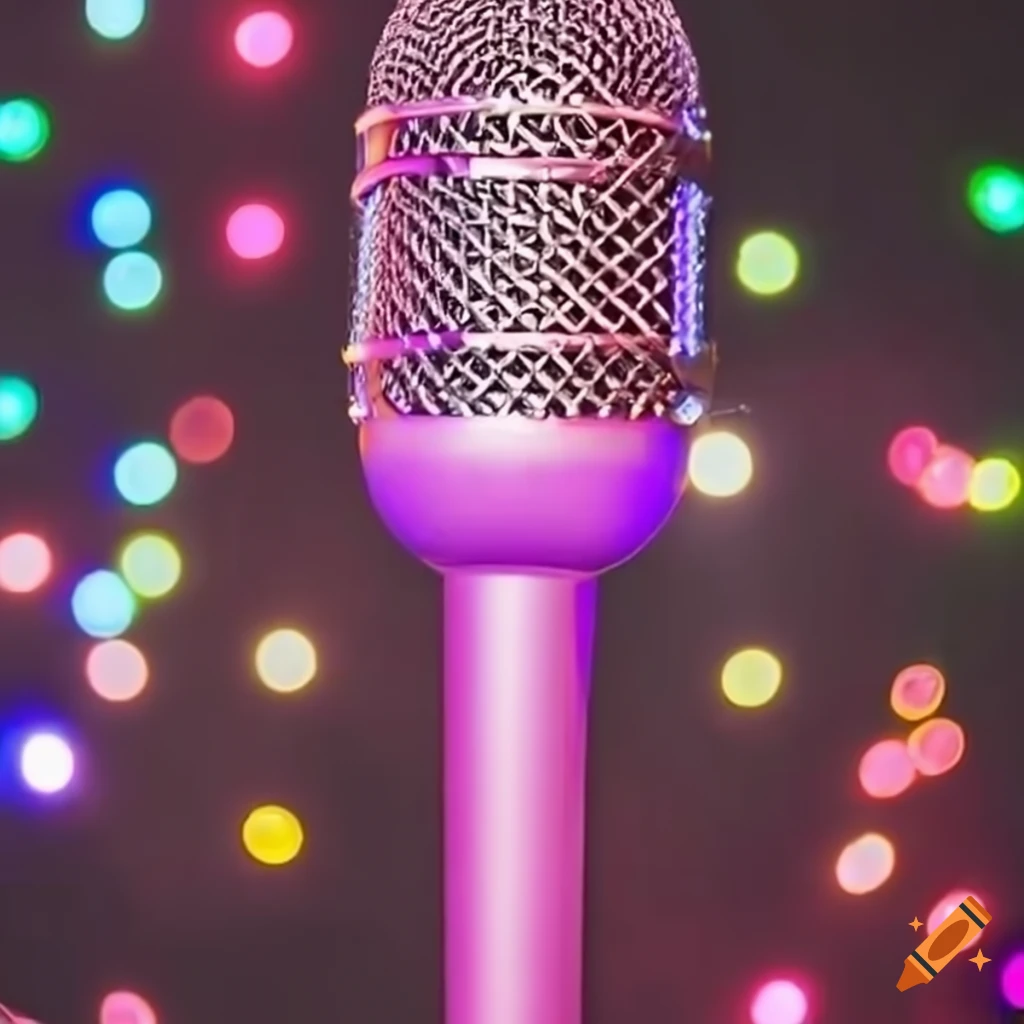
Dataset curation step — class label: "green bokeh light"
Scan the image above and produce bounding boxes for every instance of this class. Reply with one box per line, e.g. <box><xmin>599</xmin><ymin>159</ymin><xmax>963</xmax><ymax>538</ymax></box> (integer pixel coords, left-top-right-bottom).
<box><xmin>0</xmin><ymin>98</ymin><xmax>51</xmax><ymax>163</ymax></box>
<box><xmin>119</xmin><ymin>532</ymin><xmax>182</xmax><ymax>598</ymax></box>
<box><xmin>966</xmin><ymin>164</ymin><xmax>1024</xmax><ymax>234</ymax></box>
<box><xmin>736</xmin><ymin>230</ymin><xmax>800</xmax><ymax>297</ymax></box>
<box><xmin>0</xmin><ymin>376</ymin><xmax>39</xmax><ymax>441</ymax></box>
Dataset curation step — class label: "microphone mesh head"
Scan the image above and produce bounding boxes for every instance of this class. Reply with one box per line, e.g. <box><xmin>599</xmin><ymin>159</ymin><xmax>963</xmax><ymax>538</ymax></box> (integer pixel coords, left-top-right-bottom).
<box><xmin>349</xmin><ymin>0</ymin><xmax>710</xmax><ymax>420</ymax></box>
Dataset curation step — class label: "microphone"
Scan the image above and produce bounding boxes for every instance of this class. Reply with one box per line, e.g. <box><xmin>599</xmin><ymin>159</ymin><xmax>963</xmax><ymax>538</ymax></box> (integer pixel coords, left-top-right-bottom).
<box><xmin>346</xmin><ymin>1</ymin><xmax>712</xmax><ymax>1021</ymax></box>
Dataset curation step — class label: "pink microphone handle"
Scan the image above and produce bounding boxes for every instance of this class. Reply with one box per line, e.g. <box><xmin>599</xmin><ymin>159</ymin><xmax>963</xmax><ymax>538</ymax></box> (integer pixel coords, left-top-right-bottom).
<box><xmin>444</xmin><ymin>570</ymin><xmax>595</xmax><ymax>1024</ymax></box>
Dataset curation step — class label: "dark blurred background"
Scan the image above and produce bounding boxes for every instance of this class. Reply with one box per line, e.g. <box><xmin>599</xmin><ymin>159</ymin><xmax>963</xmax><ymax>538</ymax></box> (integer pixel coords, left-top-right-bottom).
<box><xmin>1</xmin><ymin>0</ymin><xmax>1023</xmax><ymax>1021</ymax></box>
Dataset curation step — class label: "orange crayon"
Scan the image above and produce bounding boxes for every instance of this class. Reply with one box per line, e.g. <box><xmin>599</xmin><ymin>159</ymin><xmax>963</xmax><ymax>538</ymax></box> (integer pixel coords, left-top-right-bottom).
<box><xmin>897</xmin><ymin>896</ymin><xmax>992</xmax><ymax>991</ymax></box>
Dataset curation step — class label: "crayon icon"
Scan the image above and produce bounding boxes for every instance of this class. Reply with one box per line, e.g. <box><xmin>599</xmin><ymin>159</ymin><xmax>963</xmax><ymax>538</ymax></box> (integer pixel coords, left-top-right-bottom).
<box><xmin>897</xmin><ymin>896</ymin><xmax>992</xmax><ymax>991</ymax></box>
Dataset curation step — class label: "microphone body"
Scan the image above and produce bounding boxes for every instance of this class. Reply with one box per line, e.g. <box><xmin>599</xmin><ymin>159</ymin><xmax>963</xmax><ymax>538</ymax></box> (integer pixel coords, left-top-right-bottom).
<box><xmin>348</xmin><ymin>2</ymin><xmax>712</xmax><ymax>1021</ymax></box>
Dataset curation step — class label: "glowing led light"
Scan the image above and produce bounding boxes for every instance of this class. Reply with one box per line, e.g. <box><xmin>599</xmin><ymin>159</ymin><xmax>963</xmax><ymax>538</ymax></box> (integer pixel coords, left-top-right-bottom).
<box><xmin>255</xmin><ymin>628</ymin><xmax>317</xmax><ymax>693</ymax></box>
<box><xmin>887</xmin><ymin>426</ymin><xmax>938</xmax><ymax>487</ymax></box>
<box><xmin>90</xmin><ymin>188</ymin><xmax>152</xmax><ymax>249</ymax></box>
<box><xmin>907</xmin><ymin>717</ymin><xmax>965</xmax><ymax>777</ymax></box>
<box><xmin>916</xmin><ymin>445</ymin><xmax>974</xmax><ymax>509</ymax></box>
<box><xmin>0</xmin><ymin>532</ymin><xmax>52</xmax><ymax>593</ymax></box>
<box><xmin>967</xmin><ymin>164</ymin><xmax>1024</xmax><ymax>234</ymax></box>
<box><xmin>113</xmin><ymin>441</ymin><xmax>178</xmax><ymax>506</ymax></box>
<box><xmin>71</xmin><ymin>569</ymin><xmax>136</xmax><ymax>638</ymax></box>
<box><xmin>86</xmin><ymin>639</ymin><xmax>149</xmax><ymax>702</ymax></box>
<box><xmin>0</xmin><ymin>375</ymin><xmax>39</xmax><ymax>441</ymax></box>
<box><xmin>969</xmin><ymin>457</ymin><xmax>1020</xmax><ymax>512</ymax></box>
<box><xmin>689</xmin><ymin>430</ymin><xmax>753</xmax><ymax>497</ymax></box>
<box><xmin>736</xmin><ymin>231</ymin><xmax>799</xmax><ymax>296</ymax></box>
<box><xmin>86</xmin><ymin>0</ymin><xmax>146</xmax><ymax>40</ymax></box>
<box><xmin>750</xmin><ymin>979</ymin><xmax>808</xmax><ymax>1024</ymax></box>
<box><xmin>99</xmin><ymin>990</ymin><xmax>157</xmax><ymax>1024</ymax></box>
<box><xmin>169</xmin><ymin>395</ymin><xmax>235</xmax><ymax>464</ymax></box>
<box><xmin>0</xmin><ymin>98</ymin><xmax>51</xmax><ymax>163</ymax></box>
<box><xmin>858</xmin><ymin>739</ymin><xmax>916</xmax><ymax>799</ymax></box>
<box><xmin>19</xmin><ymin>732</ymin><xmax>75</xmax><ymax>794</ymax></box>
<box><xmin>242</xmin><ymin>804</ymin><xmax>304</xmax><ymax>865</ymax></box>
<box><xmin>226</xmin><ymin>203</ymin><xmax>285</xmax><ymax>260</ymax></box>
<box><xmin>890</xmin><ymin>663</ymin><xmax>946</xmax><ymax>722</ymax></box>
<box><xmin>835</xmin><ymin>832</ymin><xmax>895</xmax><ymax>895</ymax></box>
<box><xmin>927</xmin><ymin>890</ymin><xmax>987</xmax><ymax>948</ymax></box>
<box><xmin>102</xmin><ymin>251</ymin><xmax>163</xmax><ymax>311</ymax></box>
<box><xmin>721</xmin><ymin>648</ymin><xmax>782</xmax><ymax>708</ymax></box>
<box><xmin>1001</xmin><ymin>950</ymin><xmax>1024</xmax><ymax>1009</ymax></box>
<box><xmin>235</xmin><ymin>11</ymin><xmax>294</xmax><ymax>68</ymax></box>
<box><xmin>119</xmin><ymin>532</ymin><xmax>181</xmax><ymax>598</ymax></box>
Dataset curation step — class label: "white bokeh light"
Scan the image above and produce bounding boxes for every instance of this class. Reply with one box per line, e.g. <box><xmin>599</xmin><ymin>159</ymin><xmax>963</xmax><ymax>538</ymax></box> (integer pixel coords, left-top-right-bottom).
<box><xmin>19</xmin><ymin>732</ymin><xmax>75</xmax><ymax>794</ymax></box>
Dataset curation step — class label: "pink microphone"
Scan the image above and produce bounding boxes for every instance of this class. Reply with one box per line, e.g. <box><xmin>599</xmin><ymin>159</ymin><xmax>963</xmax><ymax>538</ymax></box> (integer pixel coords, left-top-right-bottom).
<box><xmin>346</xmin><ymin>1</ymin><xmax>713</xmax><ymax>1021</ymax></box>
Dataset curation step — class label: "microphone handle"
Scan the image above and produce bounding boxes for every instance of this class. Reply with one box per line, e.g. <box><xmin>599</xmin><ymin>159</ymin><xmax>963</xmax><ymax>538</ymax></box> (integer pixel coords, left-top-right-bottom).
<box><xmin>443</xmin><ymin>570</ymin><xmax>595</xmax><ymax>1024</ymax></box>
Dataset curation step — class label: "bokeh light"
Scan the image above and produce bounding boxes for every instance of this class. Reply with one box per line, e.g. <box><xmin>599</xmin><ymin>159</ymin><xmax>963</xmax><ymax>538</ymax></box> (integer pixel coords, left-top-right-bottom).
<box><xmin>242</xmin><ymin>804</ymin><xmax>304</xmax><ymax>865</ymax></box>
<box><xmin>721</xmin><ymin>648</ymin><xmax>782</xmax><ymax>709</ymax></box>
<box><xmin>689</xmin><ymin>430</ymin><xmax>753</xmax><ymax>498</ymax></box>
<box><xmin>226</xmin><ymin>203</ymin><xmax>285</xmax><ymax>260</ymax></box>
<box><xmin>890</xmin><ymin>663</ymin><xmax>946</xmax><ymax>722</ymax></box>
<box><xmin>969</xmin><ymin>457</ymin><xmax>1021</xmax><ymax>512</ymax></box>
<box><xmin>255</xmin><ymin>628</ymin><xmax>317</xmax><ymax>693</ymax></box>
<box><xmin>835</xmin><ymin>832</ymin><xmax>896</xmax><ymax>895</ymax></box>
<box><xmin>0</xmin><ymin>533</ymin><xmax>52</xmax><ymax>593</ymax></box>
<box><xmin>113</xmin><ymin>441</ymin><xmax>178</xmax><ymax>506</ymax></box>
<box><xmin>926</xmin><ymin>889</ymin><xmax>987</xmax><ymax>948</ymax></box>
<box><xmin>102</xmin><ymin>251</ymin><xmax>163</xmax><ymax>311</ymax></box>
<box><xmin>86</xmin><ymin>0</ymin><xmax>147</xmax><ymax>41</ymax></box>
<box><xmin>858</xmin><ymin>739</ymin><xmax>916</xmax><ymax>799</ymax></box>
<box><xmin>916</xmin><ymin>445</ymin><xmax>974</xmax><ymax>509</ymax></box>
<box><xmin>907</xmin><ymin>717</ymin><xmax>966</xmax><ymax>777</ymax></box>
<box><xmin>0</xmin><ymin>98</ymin><xmax>51</xmax><ymax>162</ymax></box>
<box><xmin>1000</xmin><ymin>950</ymin><xmax>1024</xmax><ymax>1009</ymax></box>
<box><xmin>0</xmin><ymin>375</ymin><xmax>39</xmax><ymax>441</ymax></box>
<box><xmin>750</xmin><ymin>979</ymin><xmax>808</xmax><ymax>1024</ymax></box>
<box><xmin>90</xmin><ymin>188</ymin><xmax>153</xmax><ymax>249</ymax></box>
<box><xmin>119</xmin><ymin>532</ymin><xmax>182</xmax><ymax>599</ymax></box>
<box><xmin>86</xmin><ymin>639</ymin><xmax>149</xmax><ymax>702</ymax></box>
<box><xmin>99</xmin><ymin>990</ymin><xmax>157</xmax><ymax>1024</ymax></box>
<box><xmin>736</xmin><ymin>230</ymin><xmax>800</xmax><ymax>296</ymax></box>
<box><xmin>967</xmin><ymin>164</ymin><xmax>1024</xmax><ymax>234</ymax></box>
<box><xmin>234</xmin><ymin>11</ymin><xmax>295</xmax><ymax>68</ymax></box>
<box><xmin>71</xmin><ymin>570</ymin><xmax>136</xmax><ymax>638</ymax></box>
<box><xmin>887</xmin><ymin>426</ymin><xmax>938</xmax><ymax>487</ymax></box>
<box><xmin>169</xmin><ymin>395</ymin><xmax>235</xmax><ymax>464</ymax></box>
<box><xmin>19</xmin><ymin>731</ymin><xmax>75</xmax><ymax>795</ymax></box>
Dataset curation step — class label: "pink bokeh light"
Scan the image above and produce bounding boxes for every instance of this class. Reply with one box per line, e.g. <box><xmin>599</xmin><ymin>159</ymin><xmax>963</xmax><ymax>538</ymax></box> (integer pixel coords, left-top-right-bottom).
<box><xmin>100</xmin><ymin>990</ymin><xmax>157</xmax><ymax>1024</ymax></box>
<box><xmin>889</xmin><ymin>663</ymin><xmax>946</xmax><ymax>722</ymax></box>
<box><xmin>0</xmin><ymin>532</ymin><xmax>52</xmax><ymax>593</ymax></box>
<box><xmin>887</xmin><ymin>426</ymin><xmax>938</xmax><ymax>486</ymax></box>
<box><xmin>234</xmin><ymin>11</ymin><xmax>294</xmax><ymax>68</ymax></box>
<box><xmin>858</xmin><ymin>738</ymin><xmax>916</xmax><ymax>799</ymax></box>
<box><xmin>916</xmin><ymin>445</ymin><xmax>974</xmax><ymax>509</ymax></box>
<box><xmin>907</xmin><ymin>717</ymin><xmax>966</xmax><ymax>776</ymax></box>
<box><xmin>750</xmin><ymin>979</ymin><xmax>809</xmax><ymax>1024</ymax></box>
<box><xmin>926</xmin><ymin>890</ymin><xmax>989</xmax><ymax>949</ymax></box>
<box><xmin>1001</xmin><ymin>950</ymin><xmax>1024</xmax><ymax>1009</ymax></box>
<box><xmin>226</xmin><ymin>203</ymin><xmax>285</xmax><ymax>260</ymax></box>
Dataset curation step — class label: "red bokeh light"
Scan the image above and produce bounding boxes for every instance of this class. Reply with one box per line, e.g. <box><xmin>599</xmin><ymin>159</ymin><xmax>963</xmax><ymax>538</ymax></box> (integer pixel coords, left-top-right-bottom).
<box><xmin>887</xmin><ymin>426</ymin><xmax>938</xmax><ymax>486</ymax></box>
<box><xmin>916</xmin><ymin>445</ymin><xmax>974</xmax><ymax>509</ymax></box>
<box><xmin>234</xmin><ymin>11</ymin><xmax>294</xmax><ymax>68</ymax></box>
<box><xmin>226</xmin><ymin>203</ymin><xmax>285</xmax><ymax>260</ymax></box>
<box><xmin>169</xmin><ymin>395</ymin><xmax>235</xmax><ymax>465</ymax></box>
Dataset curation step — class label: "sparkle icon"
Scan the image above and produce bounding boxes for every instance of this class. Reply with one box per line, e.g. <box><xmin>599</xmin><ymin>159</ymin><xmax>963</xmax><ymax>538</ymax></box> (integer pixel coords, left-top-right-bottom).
<box><xmin>969</xmin><ymin>950</ymin><xmax>990</xmax><ymax>971</ymax></box>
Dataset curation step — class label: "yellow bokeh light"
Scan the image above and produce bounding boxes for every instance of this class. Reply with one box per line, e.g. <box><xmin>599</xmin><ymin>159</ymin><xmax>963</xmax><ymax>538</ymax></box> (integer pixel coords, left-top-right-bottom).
<box><xmin>689</xmin><ymin>430</ymin><xmax>753</xmax><ymax>498</ymax></box>
<box><xmin>242</xmin><ymin>804</ymin><xmax>304</xmax><ymax>865</ymax></box>
<box><xmin>255</xmin><ymin>627</ymin><xmax>317</xmax><ymax>692</ymax></box>
<box><xmin>736</xmin><ymin>230</ymin><xmax>800</xmax><ymax>296</ymax></box>
<box><xmin>968</xmin><ymin>457</ymin><xmax>1020</xmax><ymax>512</ymax></box>
<box><xmin>721</xmin><ymin>647</ymin><xmax>782</xmax><ymax>708</ymax></box>
<box><xmin>119</xmin><ymin>531</ymin><xmax>182</xmax><ymax>598</ymax></box>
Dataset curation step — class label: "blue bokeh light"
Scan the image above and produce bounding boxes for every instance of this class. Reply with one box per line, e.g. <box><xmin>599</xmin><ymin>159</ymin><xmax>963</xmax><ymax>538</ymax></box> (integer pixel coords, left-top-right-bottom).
<box><xmin>113</xmin><ymin>441</ymin><xmax>178</xmax><ymax>506</ymax></box>
<box><xmin>71</xmin><ymin>570</ymin><xmax>136</xmax><ymax>638</ymax></box>
<box><xmin>91</xmin><ymin>189</ymin><xmax>152</xmax><ymax>249</ymax></box>
<box><xmin>85</xmin><ymin>0</ymin><xmax>146</xmax><ymax>40</ymax></box>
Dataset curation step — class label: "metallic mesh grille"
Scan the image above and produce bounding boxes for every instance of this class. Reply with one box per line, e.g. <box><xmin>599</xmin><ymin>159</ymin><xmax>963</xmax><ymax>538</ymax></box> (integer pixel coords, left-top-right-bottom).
<box><xmin>350</xmin><ymin>0</ymin><xmax>708</xmax><ymax>420</ymax></box>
